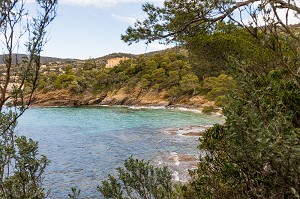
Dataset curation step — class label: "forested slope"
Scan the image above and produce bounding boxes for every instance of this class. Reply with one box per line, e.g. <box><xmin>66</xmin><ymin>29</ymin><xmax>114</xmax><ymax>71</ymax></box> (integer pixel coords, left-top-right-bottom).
<box><xmin>34</xmin><ymin>48</ymin><xmax>237</xmax><ymax>113</ymax></box>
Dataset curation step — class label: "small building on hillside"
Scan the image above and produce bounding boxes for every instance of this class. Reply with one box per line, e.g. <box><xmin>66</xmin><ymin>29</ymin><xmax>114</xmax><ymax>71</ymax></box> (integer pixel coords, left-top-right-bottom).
<box><xmin>40</xmin><ymin>65</ymin><xmax>47</xmax><ymax>70</ymax></box>
<box><xmin>106</xmin><ymin>57</ymin><xmax>129</xmax><ymax>68</ymax></box>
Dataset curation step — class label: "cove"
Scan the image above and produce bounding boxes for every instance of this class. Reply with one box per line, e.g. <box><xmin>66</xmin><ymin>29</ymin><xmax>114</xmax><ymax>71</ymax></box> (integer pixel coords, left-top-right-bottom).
<box><xmin>17</xmin><ymin>106</ymin><xmax>224</xmax><ymax>198</ymax></box>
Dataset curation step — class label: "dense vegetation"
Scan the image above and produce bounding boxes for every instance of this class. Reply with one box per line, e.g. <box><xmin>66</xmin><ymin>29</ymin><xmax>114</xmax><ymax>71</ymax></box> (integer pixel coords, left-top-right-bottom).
<box><xmin>37</xmin><ymin>49</ymin><xmax>237</xmax><ymax>107</ymax></box>
<box><xmin>97</xmin><ymin>0</ymin><xmax>300</xmax><ymax>198</ymax></box>
<box><xmin>98</xmin><ymin>156</ymin><xmax>176</xmax><ymax>199</ymax></box>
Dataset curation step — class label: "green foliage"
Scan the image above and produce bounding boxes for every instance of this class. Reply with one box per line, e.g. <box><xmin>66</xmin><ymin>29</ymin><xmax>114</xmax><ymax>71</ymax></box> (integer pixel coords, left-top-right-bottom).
<box><xmin>0</xmin><ymin>0</ymin><xmax>57</xmax><ymax>198</ymax></box>
<box><xmin>201</xmin><ymin>106</ymin><xmax>214</xmax><ymax>114</ymax></box>
<box><xmin>165</xmin><ymin>70</ymin><xmax>180</xmax><ymax>89</ymax></box>
<box><xmin>69</xmin><ymin>80</ymin><xmax>81</xmax><ymax>94</ymax></box>
<box><xmin>98</xmin><ymin>156</ymin><xmax>176</xmax><ymax>199</ymax></box>
<box><xmin>165</xmin><ymin>86</ymin><xmax>180</xmax><ymax>102</ymax></box>
<box><xmin>39</xmin><ymin>50</ymin><xmax>202</xmax><ymax>100</ymax></box>
<box><xmin>140</xmin><ymin>76</ymin><xmax>151</xmax><ymax>88</ymax></box>
<box><xmin>68</xmin><ymin>187</ymin><xmax>81</xmax><ymax>199</ymax></box>
<box><xmin>202</xmin><ymin>74</ymin><xmax>236</xmax><ymax>106</ymax></box>
<box><xmin>119</xmin><ymin>1</ymin><xmax>300</xmax><ymax>198</ymax></box>
<box><xmin>1</xmin><ymin>136</ymin><xmax>49</xmax><ymax>199</ymax></box>
<box><xmin>54</xmin><ymin>73</ymin><xmax>75</xmax><ymax>89</ymax></box>
<box><xmin>214</xmin><ymin>95</ymin><xmax>227</xmax><ymax>107</ymax></box>
<box><xmin>187</xmin><ymin>70</ymin><xmax>300</xmax><ymax>198</ymax></box>
<box><xmin>188</xmin><ymin>27</ymin><xmax>278</xmax><ymax>79</ymax></box>
<box><xmin>83</xmin><ymin>60</ymin><xmax>97</xmax><ymax>70</ymax></box>
<box><xmin>179</xmin><ymin>73</ymin><xmax>199</xmax><ymax>95</ymax></box>
<box><xmin>0</xmin><ymin>113</ymin><xmax>50</xmax><ymax>198</ymax></box>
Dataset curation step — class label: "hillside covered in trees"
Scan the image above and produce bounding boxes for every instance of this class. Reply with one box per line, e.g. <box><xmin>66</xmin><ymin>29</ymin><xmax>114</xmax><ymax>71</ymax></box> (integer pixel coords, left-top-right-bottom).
<box><xmin>33</xmin><ymin>48</ymin><xmax>237</xmax><ymax>113</ymax></box>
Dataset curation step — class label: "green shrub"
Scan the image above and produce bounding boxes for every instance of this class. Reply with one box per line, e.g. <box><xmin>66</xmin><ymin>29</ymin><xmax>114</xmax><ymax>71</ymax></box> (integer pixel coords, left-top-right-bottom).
<box><xmin>0</xmin><ymin>136</ymin><xmax>50</xmax><ymax>199</ymax></box>
<box><xmin>98</xmin><ymin>156</ymin><xmax>176</xmax><ymax>199</ymax></box>
<box><xmin>188</xmin><ymin>70</ymin><xmax>300</xmax><ymax>198</ymax></box>
<box><xmin>202</xmin><ymin>106</ymin><xmax>214</xmax><ymax>114</ymax></box>
<box><xmin>215</xmin><ymin>95</ymin><xmax>227</xmax><ymax>107</ymax></box>
<box><xmin>42</xmin><ymin>87</ymin><xmax>49</xmax><ymax>94</ymax></box>
<box><xmin>203</xmin><ymin>74</ymin><xmax>236</xmax><ymax>101</ymax></box>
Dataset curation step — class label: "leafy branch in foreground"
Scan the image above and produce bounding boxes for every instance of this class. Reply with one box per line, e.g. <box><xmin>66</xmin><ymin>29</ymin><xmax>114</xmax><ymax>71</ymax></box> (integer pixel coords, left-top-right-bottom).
<box><xmin>122</xmin><ymin>0</ymin><xmax>300</xmax><ymax>45</ymax></box>
<box><xmin>120</xmin><ymin>0</ymin><xmax>300</xmax><ymax>198</ymax></box>
<box><xmin>1</xmin><ymin>136</ymin><xmax>50</xmax><ymax>199</ymax></box>
<box><xmin>0</xmin><ymin>0</ymin><xmax>57</xmax><ymax>198</ymax></box>
<box><xmin>68</xmin><ymin>187</ymin><xmax>81</xmax><ymax>199</ymax></box>
<box><xmin>187</xmin><ymin>69</ymin><xmax>300</xmax><ymax>199</ymax></box>
<box><xmin>98</xmin><ymin>156</ymin><xmax>180</xmax><ymax>199</ymax></box>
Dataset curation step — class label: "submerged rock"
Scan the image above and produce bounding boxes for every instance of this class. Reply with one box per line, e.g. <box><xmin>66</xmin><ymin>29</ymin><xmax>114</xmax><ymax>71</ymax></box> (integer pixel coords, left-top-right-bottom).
<box><xmin>163</xmin><ymin>125</ymin><xmax>211</xmax><ymax>137</ymax></box>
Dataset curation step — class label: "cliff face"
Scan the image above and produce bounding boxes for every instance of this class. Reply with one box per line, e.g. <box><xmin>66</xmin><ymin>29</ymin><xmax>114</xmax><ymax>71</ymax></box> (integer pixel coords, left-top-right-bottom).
<box><xmin>106</xmin><ymin>57</ymin><xmax>129</xmax><ymax>68</ymax></box>
<box><xmin>100</xmin><ymin>88</ymin><xmax>170</xmax><ymax>106</ymax></box>
<box><xmin>32</xmin><ymin>90</ymin><xmax>82</xmax><ymax>106</ymax></box>
<box><xmin>32</xmin><ymin>88</ymin><xmax>215</xmax><ymax>111</ymax></box>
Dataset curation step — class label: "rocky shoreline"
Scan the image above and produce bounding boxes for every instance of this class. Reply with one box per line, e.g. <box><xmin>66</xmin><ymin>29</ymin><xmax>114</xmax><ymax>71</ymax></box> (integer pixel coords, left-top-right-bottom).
<box><xmin>162</xmin><ymin>125</ymin><xmax>213</xmax><ymax>137</ymax></box>
<box><xmin>31</xmin><ymin>89</ymin><xmax>223</xmax><ymax>115</ymax></box>
<box><xmin>158</xmin><ymin>125</ymin><xmax>214</xmax><ymax>182</ymax></box>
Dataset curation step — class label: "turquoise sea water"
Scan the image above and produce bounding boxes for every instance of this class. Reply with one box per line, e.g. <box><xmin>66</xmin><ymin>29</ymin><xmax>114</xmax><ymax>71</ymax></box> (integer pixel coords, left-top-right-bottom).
<box><xmin>17</xmin><ymin>106</ymin><xmax>224</xmax><ymax>198</ymax></box>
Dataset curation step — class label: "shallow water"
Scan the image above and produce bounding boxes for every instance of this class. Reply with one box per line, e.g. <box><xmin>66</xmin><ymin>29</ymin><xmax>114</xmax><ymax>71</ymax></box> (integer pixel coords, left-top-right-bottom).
<box><xmin>17</xmin><ymin>106</ymin><xmax>224</xmax><ymax>198</ymax></box>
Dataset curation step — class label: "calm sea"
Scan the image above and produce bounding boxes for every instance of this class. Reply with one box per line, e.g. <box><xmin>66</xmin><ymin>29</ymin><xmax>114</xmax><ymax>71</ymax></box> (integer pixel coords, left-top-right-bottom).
<box><xmin>17</xmin><ymin>106</ymin><xmax>224</xmax><ymax>198</ymax></box>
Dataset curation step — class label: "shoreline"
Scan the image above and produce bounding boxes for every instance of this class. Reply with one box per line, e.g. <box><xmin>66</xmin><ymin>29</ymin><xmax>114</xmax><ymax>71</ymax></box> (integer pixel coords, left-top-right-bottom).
<box><xmin>30</xmin><ymin>103</ymin><xmax>225</xmax><ymax>117</ymax></box>
<box><xmin>157</xmin><ymin>125</ymin><xmax>215</xmax><ymax>182</ymax></box>
<box><xmin>30</xmin><ymin>89</ymin><xmax>223</xmax><ymax>115</ymax></box>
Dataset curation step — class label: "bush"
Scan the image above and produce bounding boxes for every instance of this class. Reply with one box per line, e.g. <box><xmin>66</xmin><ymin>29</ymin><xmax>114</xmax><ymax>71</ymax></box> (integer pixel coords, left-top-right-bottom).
<box><xmin>187</xmin><ymin>70</ymin><xmax>300</xmax><ymax>198</ymax></box>
<box><xmin>203</xmin><ymin>74</ymin><xmax>236</xmax><ymax>101</ymax></box>
<box><xmin>165</xmin><ymin>86</ymin><xmax>180</xmax><ymax>101</ymax></box>
<box><xmin>0</xmin><ymin>136</ymin><xmax>50</xmax><ymax>199</ymax></box>
<box><xmin>201</xmin><ymin>106</ymin><xmax>214</xmax><ymax>114</ymax></box>
<box><xmin>98</xmin><ymin>156</ymin><xmax>176</xmax><ymax>199</ymax></box>
<box><xmin>215</xmin><ymin>95</ymin><xmax>227</xmax><ymax>107</ymax></box>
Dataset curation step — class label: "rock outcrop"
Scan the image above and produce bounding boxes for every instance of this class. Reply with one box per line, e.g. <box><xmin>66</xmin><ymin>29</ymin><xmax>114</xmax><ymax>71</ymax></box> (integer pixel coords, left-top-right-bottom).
<box><xmin>32</xmin><ymin>88</ymin><xmax>217</xmax><ymax>112</ymax></box>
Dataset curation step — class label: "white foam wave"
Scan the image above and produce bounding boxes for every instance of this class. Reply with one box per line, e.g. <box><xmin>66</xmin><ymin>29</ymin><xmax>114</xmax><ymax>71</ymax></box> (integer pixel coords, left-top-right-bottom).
<box><xmin>128</xmin><ymin>106</ymin><xmax>166</xmax><ymax>110</ymax></box>
<box><xmin>172</xmin><ymin>171</ymin><xmax>180</xmax><ymax>181</ymax></box>
<box><xmin>170</xmin><ymin>152</ymin><xmax>180</xmax><ymax>166</ymax></box>
<box><xmin>163</xmin><ymin>125</ymin><xmax>213</xmax><ymax>137</ymax></box>
<box><xmin>170</xmin><ymin>107</ymin><xmax>202</xmax><ymax>113</ymax></box>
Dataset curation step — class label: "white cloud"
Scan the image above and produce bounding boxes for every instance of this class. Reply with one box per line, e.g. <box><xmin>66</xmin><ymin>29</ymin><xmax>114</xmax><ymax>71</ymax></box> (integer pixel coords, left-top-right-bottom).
<box><xmin>239</xmin><ymin>2</ymin><xmax>300</xmax><ymax>26</ymax></box>
<box><xmin>112</xmin><ymin>14</ymin><xmax>137</xmax><ymax>24</ymax></box>
<box><xmin>148</xmin><ymin>42</ymin><xmax>174</xmax><ymax>51</ymax></box>
<box><xmin>274</xmin><ymin>9</ymin><xmax>299</xmax><ymax>25</ymax></box>
<box><xmin>59</xmin><ymin>0</ymin><xmax>164</xmax><ymax>8</ymax></box>
<box><xmin>245</xmin><ymin>11</ymin><xmax>299</xmax><ymax>27</ymax></box>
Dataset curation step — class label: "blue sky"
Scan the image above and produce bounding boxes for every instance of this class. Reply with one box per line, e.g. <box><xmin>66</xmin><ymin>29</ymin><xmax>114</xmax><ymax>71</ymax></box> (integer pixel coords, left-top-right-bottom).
<box><xmin>16</xmin><ymin>0</ymin><xmax>300</xmax><ymax>60</ymax></box>
<box><xmin>32</xmin><ymin>0</ymin><xmax>166</xmax><ymax>59</ymax></box>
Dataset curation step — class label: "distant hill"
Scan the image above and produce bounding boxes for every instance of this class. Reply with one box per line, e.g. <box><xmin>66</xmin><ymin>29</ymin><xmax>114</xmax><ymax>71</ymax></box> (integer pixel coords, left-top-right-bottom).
<box><xmin>97</xmin><ymin>52</ymin><xmax>136</xmax><ymax>60</ymax></box>
<box><xmin>0</xmin><ymin>54</ymin><xmax>78</xmax><ymax>64</ymax></box>
<box><xmin>142</xmin><ymin>47</ymin><xmax>184</xmax><ymax>57</ymax></box>
<box><xmin>90</xmin><ymin>50</ymin><xmax>176</xmax><ymax>62</ymax></box>
<box><xmin>91</xmin><ymin>53</ymin><xmax>136</xmax><ymax>64</ymax></box>
<box><xmin>0</xmin><ymin>49</ymin><xmax>175</xmax><ymax>65</ymax></box>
